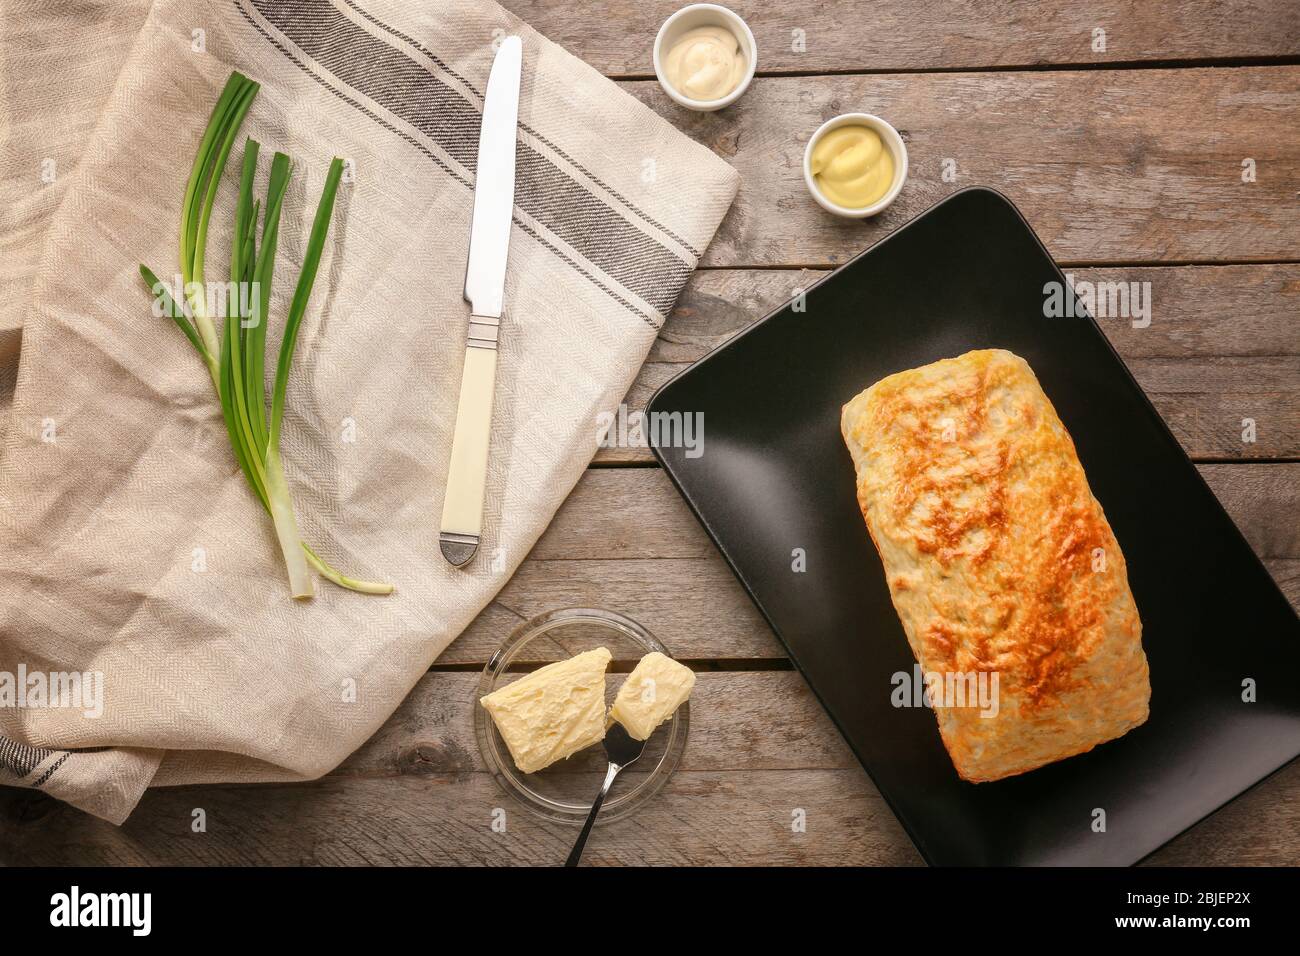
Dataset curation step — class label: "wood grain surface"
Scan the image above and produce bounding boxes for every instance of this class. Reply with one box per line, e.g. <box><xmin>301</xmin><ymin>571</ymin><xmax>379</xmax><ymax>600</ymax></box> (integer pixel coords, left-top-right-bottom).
<box><xmin>4</xmin><ymin>668</ymin><xmax>1297</xmax><ymax>865</ymax></box>
<box><xmin>622</xmin><ymin>67</ymin><xmax>1300</xmax><ymax>267</ymax></box>
<box><xmin>3</xmin><ymin>0</ymin><xmax>1297</xmax><ymax>867</ymax></box>
<box><xmin>505</xmin><ymin>1</ymin><xmax>1300</xmax><ymax>75</ymax></box>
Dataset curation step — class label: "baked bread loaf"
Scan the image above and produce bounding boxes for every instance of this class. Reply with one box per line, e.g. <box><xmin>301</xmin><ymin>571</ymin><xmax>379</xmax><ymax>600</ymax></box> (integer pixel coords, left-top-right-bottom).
<box><xmin>841</xmin><ymin>349</ymin><xmax>1149</xmax><ymax>782</ymax></box>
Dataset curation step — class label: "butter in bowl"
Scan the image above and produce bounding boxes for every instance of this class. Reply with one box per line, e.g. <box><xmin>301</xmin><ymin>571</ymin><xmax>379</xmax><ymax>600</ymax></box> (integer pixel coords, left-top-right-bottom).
<box><xmin>474</xmin><ymin>608</ymin><xmax>692</xmax><ymax>824</ymax></box>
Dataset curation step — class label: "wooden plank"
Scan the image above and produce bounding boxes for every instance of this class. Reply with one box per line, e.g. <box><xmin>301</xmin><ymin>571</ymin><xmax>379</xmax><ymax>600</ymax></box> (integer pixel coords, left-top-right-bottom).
<box><xmin>0</xmin><ymin>770</ymin><xmax>921</xmax><ymax>866</ymax></box>
<box><xmin>506</xmin><ymin>1</ymin><xmax>1300</xmax><ymax>76</ymax></box>
<box><xmin>1202</xmin><ymin>463</ymin><xmax>1300</xmax><ymax>562</ymax></box>
<box><xmin>455</xmin><ymin>558</ymin><xmax>783</xmax><ymax>662</ymax></box>
<box><xmin>596</xmin><ymin>265</ymin><xmax>1300</xmax><ymax>463</ymax></box>
<box><xmin>619</xmin><ymin>68</ymin><xmax>1300</xmax><ymax>266</ymax></box>
<box><xmin>5</xmin><ymin>669</ymin><xmax>1296</xmax><ymax>864</ymax></box>
<box><xmin>339</xmin><ymin>672</ymin><xmax>855</xmax><ymax>776</ymax></box>
<box><xmin>4</xmin><ymin>763</ymin><xmax>1294</xmax><ymax>865</ymax></box>
<box><xmin>442</xmin><ymin>463</ymin><xmax>1299</xmax><ymax>663</ymax></box>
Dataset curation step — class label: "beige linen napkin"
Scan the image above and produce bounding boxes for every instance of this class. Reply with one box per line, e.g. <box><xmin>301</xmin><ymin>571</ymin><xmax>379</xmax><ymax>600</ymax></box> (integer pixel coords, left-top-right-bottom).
<box><xmin>0</xmin><ymin>1</ymin><xmax>153</xmax><ymax>444</ymax></box>
<box><xmin>0</xmin><ymin>0</ymin><xmax>737</xmax><ymax>822</ymax></box>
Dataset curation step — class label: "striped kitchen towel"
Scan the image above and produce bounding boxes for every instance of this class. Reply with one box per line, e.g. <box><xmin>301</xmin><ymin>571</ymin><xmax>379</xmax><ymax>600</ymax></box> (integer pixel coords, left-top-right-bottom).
<box><xmin>0</xmin><ymin>0</ymin><xmax>737</xmax><ymax>822</ymax></box>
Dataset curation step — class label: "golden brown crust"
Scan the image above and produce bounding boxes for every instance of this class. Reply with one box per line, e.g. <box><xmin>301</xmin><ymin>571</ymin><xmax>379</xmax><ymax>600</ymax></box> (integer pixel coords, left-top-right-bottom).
<box><xmin>841</xmin><ymin>349</ymin><xmax>1150</xmax><ymax>782</ymax></box>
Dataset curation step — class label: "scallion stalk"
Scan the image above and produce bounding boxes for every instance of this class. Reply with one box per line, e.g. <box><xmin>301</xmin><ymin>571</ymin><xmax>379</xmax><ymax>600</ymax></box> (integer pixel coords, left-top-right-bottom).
<box><xmin>141</xmin><ymin>71</ymin><xmax>391</xmax><ymax>599</ymax></box>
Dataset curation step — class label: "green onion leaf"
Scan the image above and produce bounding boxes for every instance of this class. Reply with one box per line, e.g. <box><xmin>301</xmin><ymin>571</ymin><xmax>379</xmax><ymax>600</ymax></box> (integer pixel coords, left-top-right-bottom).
<box><xmin>139</xmin><ymin>264</ymin><xmax>207</xmax><ymax>359</ymax></box>
<box><xmin>148</xmin><ymin>74</ymin><xmax>391</xmax><ymax>598</ymax></box>
<box><xmin>271</xmin><ymin>157</ymin><xmax>344</xmax><ymax>450</ymax></box>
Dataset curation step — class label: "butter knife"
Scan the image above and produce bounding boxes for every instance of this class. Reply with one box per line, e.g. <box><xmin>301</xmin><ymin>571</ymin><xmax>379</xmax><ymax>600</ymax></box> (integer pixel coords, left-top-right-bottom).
<box><xmin>440</xmin><ymin>36</ymin><xmax>522</xmax><ymax>568</ymax></box>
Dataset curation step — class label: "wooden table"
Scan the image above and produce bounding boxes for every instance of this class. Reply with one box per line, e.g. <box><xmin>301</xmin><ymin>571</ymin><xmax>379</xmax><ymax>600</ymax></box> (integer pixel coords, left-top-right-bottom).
<box><xmin>4</xmin><ymin>0</ymin><xmax>1298</xmax><ymax>865</ymax></box>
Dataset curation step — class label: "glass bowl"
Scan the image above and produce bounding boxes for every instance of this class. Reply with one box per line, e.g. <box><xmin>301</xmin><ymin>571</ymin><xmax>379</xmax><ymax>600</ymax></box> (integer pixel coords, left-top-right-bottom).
<box><xmin>474</xmin><ymin>607</ymin><xmax>689</xmax><ymax>825</ymax></box>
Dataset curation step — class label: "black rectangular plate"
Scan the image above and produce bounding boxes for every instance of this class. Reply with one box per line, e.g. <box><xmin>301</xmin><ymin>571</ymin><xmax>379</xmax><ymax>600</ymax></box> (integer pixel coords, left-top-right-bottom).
<box><xmin>648</xmin><ymin>187</ymin><xmax>1300</xmax><ymax>866</ymax></box>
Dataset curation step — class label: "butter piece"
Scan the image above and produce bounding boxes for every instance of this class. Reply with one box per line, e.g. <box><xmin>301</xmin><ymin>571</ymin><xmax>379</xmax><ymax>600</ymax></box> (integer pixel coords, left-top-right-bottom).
<box><xmin>481</xmin><ymin>647</ymin><xmax>612</xmax><ymax>774</ymax></box>
<box><xmin>609</xmin><ymin>652</ymin><xmax>695</xmax><ymax>741</ymax></box>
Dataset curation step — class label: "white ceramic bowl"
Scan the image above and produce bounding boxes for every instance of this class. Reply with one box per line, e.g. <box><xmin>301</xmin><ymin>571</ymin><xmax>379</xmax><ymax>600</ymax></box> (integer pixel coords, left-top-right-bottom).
<box><xmin>803</xmin><ymin>113</ymin><xmax>909</xmax><ymax>218</ymax></box>
<box><xmin>653</xmin><ymin>4</ymin><xmax>757</xmax><ymax>111</ymax></box>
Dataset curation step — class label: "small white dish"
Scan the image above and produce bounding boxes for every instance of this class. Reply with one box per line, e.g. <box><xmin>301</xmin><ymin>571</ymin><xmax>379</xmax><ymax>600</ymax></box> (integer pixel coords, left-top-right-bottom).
<box><xmin>803</xmin><ymin>113</ymin><xmax>909</xmax><ymax>218</ymax></box>
<box><xmin>653</xmin><ymin>4</ymin><xmax>757</xmax><ymax>112</ymax></box>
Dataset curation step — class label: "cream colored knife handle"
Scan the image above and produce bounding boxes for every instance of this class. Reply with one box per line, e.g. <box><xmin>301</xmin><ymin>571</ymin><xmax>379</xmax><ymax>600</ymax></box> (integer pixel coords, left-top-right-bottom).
<box><xmin>440</xmin><ymin>345</ymin><xmax>498</xmax><ymax>567</ymax></box>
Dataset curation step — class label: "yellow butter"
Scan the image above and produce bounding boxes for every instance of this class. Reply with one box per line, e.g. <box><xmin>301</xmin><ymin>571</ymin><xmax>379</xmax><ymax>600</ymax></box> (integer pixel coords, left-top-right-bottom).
<box><xmin>609</xmin><ymin>652</ymin><xmax>696</xmax><ymax>741</ymax></box>
<box><xmin>810</xmin><ymin>125</ymin><xmax>895</xmax><ymax>209</ymax></box>
<box><xmin>480</xmin><ymin>647</ymin><xmax>612</xmax><ymax>773</ymax></box>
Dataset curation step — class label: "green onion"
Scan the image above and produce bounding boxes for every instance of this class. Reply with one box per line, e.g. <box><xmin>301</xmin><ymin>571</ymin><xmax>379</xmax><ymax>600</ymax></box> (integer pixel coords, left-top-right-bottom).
<box><xmin>141</xmin><ymin>71</ymin><xmax>391</xmax><ymax>599</ymax></box>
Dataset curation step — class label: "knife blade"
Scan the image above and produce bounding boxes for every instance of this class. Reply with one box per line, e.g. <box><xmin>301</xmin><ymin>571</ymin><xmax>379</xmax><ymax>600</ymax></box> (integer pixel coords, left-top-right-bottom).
<box><xmin>440</xmin><ymin>35</ymin><xmax>522</xmax><ymax>568</ymax></box>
